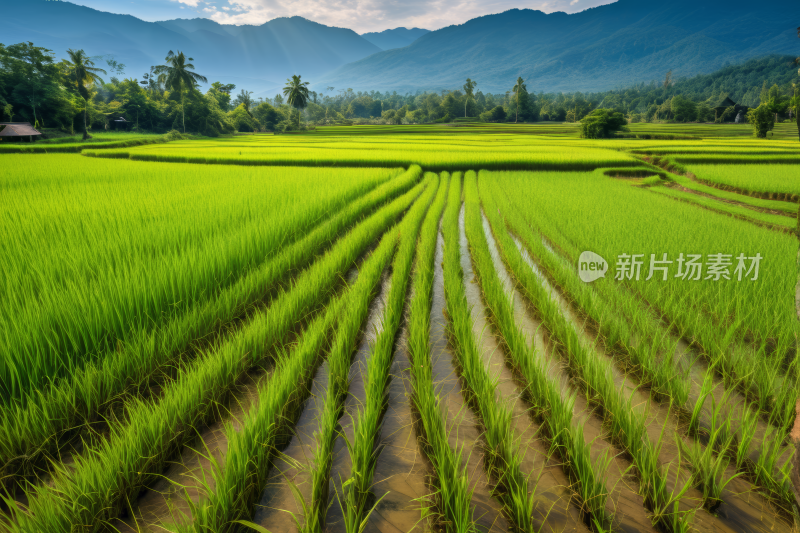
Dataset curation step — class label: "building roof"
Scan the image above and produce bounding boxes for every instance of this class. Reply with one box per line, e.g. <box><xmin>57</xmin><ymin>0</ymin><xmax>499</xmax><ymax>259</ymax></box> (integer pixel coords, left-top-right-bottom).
<box><xmin>709</xmin><ymin>95</ymin><xmax>737</xmax><ymax>109</ymax></box>
<box><xmin>0</xmin><ymin>122</ymin><xmax>42</xmax><ymax>137</ymax></box>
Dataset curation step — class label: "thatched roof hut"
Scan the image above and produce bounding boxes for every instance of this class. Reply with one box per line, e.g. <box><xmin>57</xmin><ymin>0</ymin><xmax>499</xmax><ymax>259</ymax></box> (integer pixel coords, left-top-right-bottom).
<box><xmin>0</xmin><ymin>122</ymin><xmax>42</xmax><ymax>141</ymax></box>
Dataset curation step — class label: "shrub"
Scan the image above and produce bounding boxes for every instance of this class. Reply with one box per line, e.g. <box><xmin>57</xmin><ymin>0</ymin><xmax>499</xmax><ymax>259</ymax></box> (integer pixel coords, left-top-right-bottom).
<box><xmin>479</xmin><ymin>106</ymin><xmax>506</xmax><ymax>122</ymax></box>
<box><xmin>228</xmin><ymin>104</ymin><xmax>260</xmax><ymax>132</ymax></box>
<box><xmin>746</xmin><ymin>104</ymin><xmax>775</xmax><ymax>138</ymax></box>
<box><xmin>579</xmin><ymin>108</ymin><xmax>628</xmax><ymax>139</ymax></box>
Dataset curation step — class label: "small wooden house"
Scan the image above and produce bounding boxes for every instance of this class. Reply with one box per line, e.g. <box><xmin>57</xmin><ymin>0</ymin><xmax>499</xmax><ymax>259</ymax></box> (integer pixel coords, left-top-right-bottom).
<box><xmin>0</xmin><ymin>122</ymin><xmax>42</xmax><ymax>142</ymax></box>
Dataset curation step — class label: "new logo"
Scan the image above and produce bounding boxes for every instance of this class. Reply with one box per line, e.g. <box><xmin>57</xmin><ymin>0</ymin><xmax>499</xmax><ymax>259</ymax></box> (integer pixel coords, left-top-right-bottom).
<box><xmin>578</xmin><ymin>251</ymin><xmax>608</xmax><ymax>283</ymax></box>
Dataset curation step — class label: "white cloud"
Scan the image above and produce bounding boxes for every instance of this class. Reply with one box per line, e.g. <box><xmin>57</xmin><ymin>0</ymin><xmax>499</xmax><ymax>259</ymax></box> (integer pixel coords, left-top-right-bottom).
<box><xmin>204</xmin><ymin>0</ymin><xmax>616</xmax><ymax>33</ymax></box>
<box><xmin>172</xmin><ymin>0</ymin><xmax>201</xmax><ymax>7</ymax></box>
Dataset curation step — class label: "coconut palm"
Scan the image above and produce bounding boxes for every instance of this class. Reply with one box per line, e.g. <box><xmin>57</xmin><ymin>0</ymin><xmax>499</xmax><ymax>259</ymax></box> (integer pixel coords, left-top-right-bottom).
<box><xmin>283</xmin><ymin>74</ymin><xmax>310</xmax><ymax>127</ymax></box>
<box><xmin>65</xmin><ymin>49</ymin><xmax>106</xmax><ymax>140</ymax></box>
<box><xmin>463</xmin><ymin>78</ymin><xmax>477</xmax><ymax>118</ymax></box>
<box><xmin>154</xmin><ymin>51</ymin><xmax>208</xmax><ymax>133</ymax></box>
<box><xmin>512</xmin><ymin>77</ymin><xmax>526</xmax><ymax>123</ymax></box>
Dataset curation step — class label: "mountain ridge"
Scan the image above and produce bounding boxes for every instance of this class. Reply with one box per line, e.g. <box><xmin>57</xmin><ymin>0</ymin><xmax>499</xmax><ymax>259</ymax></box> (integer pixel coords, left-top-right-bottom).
<box><xmin>318</xmin><ymin>0</ymin><xmax>800</xmax><ymax>93</ymax></box>
<box><xmin>1</xmin><ymin>0</ymin><xmax>382</xmax><ymax>95</ymax></box>
<box><xmin>360</xmin><ymin>28</ymin><xmax>430</xmax><ymax>51</ymax></box>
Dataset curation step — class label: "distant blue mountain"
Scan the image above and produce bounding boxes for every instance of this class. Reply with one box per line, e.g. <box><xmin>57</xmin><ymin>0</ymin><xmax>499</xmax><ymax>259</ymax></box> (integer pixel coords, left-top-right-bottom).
<box><xmin>2</xmin><ymin>0</ymin><xmax>381</xmax><ymax>96</ymax></box>
<box><xmin>319</xmin><ymin>0</ymin><xmax>800</xmax><ymax>93</ymax></box>
<box><xmin>361</xmin><ymin>28</ymin><xmax>430</xmax><ymax>51</ymax></box>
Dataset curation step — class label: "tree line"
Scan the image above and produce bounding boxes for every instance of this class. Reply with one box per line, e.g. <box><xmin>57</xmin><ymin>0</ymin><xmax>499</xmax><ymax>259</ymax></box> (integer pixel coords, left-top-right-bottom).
<box><xmin>0</xmin><ymin>40</ymin><xmax>798</xmax><ymax>139</ymax></box>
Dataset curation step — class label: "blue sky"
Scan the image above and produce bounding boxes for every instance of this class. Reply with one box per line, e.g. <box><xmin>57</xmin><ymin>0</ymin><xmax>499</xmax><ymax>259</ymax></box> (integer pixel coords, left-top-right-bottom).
<box><xmin>67</xmin><ymin>0</ymin><xmax>616</xmax><ymax>33</ymax></box>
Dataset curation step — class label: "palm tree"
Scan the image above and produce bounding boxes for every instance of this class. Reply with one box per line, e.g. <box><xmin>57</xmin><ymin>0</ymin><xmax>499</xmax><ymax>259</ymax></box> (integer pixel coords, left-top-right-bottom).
<box><xmin>154</xmin><ymin>51</ymin><xmax>208</xmax><ymax>133</ymax></box>
<box><xmin>283</xmin><ymin>74</ymin><xmax>310</xmax><ymax>127</ymax></box>
<box><xmin>463</xmin><ymin>78</ymin><xmax>477</xmax><ymax>118</ymax></box>
<box><xmin>66</xmin><ymin>49</ymin><xmax>106</xmax><ymax>140</ymax></box>
<box><xmin>512</xmin><ymin>77</ymin><xmax>526</xmax><ymax>123</ymax></box>
<box><xmin>234</xmin><ymin>89</ymin><xmax>254</xmax><ymax>113</ymax></box>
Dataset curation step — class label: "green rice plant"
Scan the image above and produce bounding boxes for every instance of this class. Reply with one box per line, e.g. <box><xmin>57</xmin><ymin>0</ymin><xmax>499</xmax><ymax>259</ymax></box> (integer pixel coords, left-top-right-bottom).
<box><xmin>184</xmin><ymin>185</ymin><xmax>413</xmax><ymax>532</ymax></box>
<box><xmin>0</xmin><ymin>164</ymin><xmax>421</xmax><ymax>487</ymax></box>
<box><xmin>0</xmin><ymin>175</ymin><xmax>429</xmax><ymax>533</ymax></box>
<box><xmin>480</xmin><ymin>171</ymin><xmax>690</xmax><ymax>408</ymax></box>
<box><xmin>479</xmin><ymin>175</ymin><xmax>696</xmax><ymax>532</ymax></box>
<box><xmin>336</xmin><ymin>174</ymin><xmax>441</xmax><ymax>529</ymax></box>
<box><xmin>406</xmin><ymin>172</ymin><xmax>478</xmax><ymax>533</ymax></box>
<box><xmin>487</xmin><ymin>169</ymin><xmax>799</xmax><ymax>431</ymax></box>
<box><xmin>649</xmin><ymin>186</ymin><xmax>795</xmax><ymax>231</ymax></box>
<box><xmin>486</xmin><ymin>170</ymin><xmax>800</xmax><ymax>514</ymax></box>
<box><xmin>441</xmin><ymin>171</ymin><xmax>541</xmax><ymax>532</ymax></box>
<box><xmin>471</xmin><ymin>173</ymin><xmax>613</xmax><ymax>528</ymax></box>
<box><xmin>83</xmin><ymin>134</ymin><xmax>638</xmax><ymax>171</ymax></box>
<box><xmin>0</xmin><ymin>157</ymin><xmax>401</xmax><ymax>405</ymax></box>
<box><xmin>0</xmin><ymin>134</ymin><xmax>170</xmax><ymax>153</ymax></box>
<box><xmin>664</xmin><ymin>172</ymin><xmax>797</xmax><ymax>215</ymax></box>
<box><xmin>685</xmin><ymin>164</ymin><xmax>800</xmax><ymax>199</ymax></box>
<box><xmin>495</xmin><ymin>174</ymin><xmax>797</xmax><ymax>516</ymax></box>
<box><xmin>679</xmin><ymin>389</ymin><xmax>742</xmax><ymax>511</ymax></box>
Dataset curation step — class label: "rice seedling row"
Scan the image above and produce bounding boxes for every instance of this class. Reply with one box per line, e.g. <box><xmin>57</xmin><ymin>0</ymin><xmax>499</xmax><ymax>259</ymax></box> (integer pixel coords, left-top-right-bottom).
<box><xmin>467</xmin><ymin>172</ymin><xmax>635</xmax><ymax>531</ymax></box>
<box><xmin>327</xmin><ymin>173</ymin><xmax>440</xmax><ymax>531</ymax></box>
<box><xmin>0</xmin><ymin>174</ymin><xmax>428</xmax><ymax>533</ymax></box>
<box><xmin>0</xmin><ymin>165</ymin><xmax>421</xmax><ymax>489</ymax></box>
<box><xmin>490</xmin><ymin>170</ymin><xmax>799</xmax><ymax>427</ymax></box>
<box><xmin>486</xmin><ymin>174</ymin><xmax>798</xmax><ymax>517</ymax></box>
<box><xmin>184</xmin><ymin>189</ymin><xmax>411</xmax><ymax>533</ymax></box>
<box><xmin>440</xmin><ymin>170</ymin><xmax>561</xmax><ymax>533</ymax></box>
<box><xmin>404</xmin><ymin>171</ymin><xmax>482</xmax><ymax>533</ymax></box>
<box><xmin>647</xmin><ymin>185</ymin><xmax>795</xmax><ymax>233</ymax></box>
<box><xmin>1</xmin><ymin>157</ymin><xmax>402</xmax><ymax>406</ymax></box>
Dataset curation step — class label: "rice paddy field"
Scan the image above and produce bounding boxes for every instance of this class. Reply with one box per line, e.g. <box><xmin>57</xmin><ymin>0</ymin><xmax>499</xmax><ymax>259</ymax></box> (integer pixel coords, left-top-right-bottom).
<box><xmin>1</xmin><ymin>122</ymin><xmax>799</xmax><ymax>533</ymax></box>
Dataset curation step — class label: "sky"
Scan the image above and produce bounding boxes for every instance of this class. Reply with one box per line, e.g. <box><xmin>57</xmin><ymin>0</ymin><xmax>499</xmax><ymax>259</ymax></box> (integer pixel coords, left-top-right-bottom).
<box><xmin>67</xmin><ymin>0</ymin><xmax>616</xmax><ymax>33</ymax></box>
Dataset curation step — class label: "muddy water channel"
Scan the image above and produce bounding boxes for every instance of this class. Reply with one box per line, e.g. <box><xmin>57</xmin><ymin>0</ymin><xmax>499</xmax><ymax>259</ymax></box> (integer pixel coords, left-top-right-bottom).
<box><xmin>365</xmin><ymin>322</ymin><xmax>428</xmax><ymax>533</ymax></box>
<box><xmin>430</xmin><ymin>221</ymin><xmax>509</xmax><ymax>533</ymax></box>
<box><xmin>512</xmin><ymin>233</ymin><xmax>794</xmax><ymax>533</ymax></box>
<box><xmin>252</xmin><ymin>360</ymin><xmax>330</xmax><ymax>530</ymax></box>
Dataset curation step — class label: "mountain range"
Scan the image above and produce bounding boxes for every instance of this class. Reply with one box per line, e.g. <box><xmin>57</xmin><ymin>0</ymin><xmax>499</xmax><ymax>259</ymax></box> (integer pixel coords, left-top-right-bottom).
<box><xmin>320</xmin><ymin>0</ymin><xmax>800</xmax><ymax>93</ymax></box>
<box><xmin>360</xmin><ymin>28</ymin><xmax>430</xmax><ymax>51</ymax></box>
<box><xmin>2</xmin><ymin>0</ymin><xmax>387</xmax><ymax>96</ymax></box>
<box><xmin>3</xmin><ymin>0</ymin><xmax>799</xmax><ymax>96</ymax></box>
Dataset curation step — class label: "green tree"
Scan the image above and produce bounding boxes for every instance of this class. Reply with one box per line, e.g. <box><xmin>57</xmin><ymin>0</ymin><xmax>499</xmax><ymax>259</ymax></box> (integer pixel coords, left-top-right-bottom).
<box><xmin>232</xmin><ymin>89</ymin><xmax>254</xmax><ymax>113</ymax></box>
<box><xmin>463</xmin><ymin>78</ymin><xmax>477</xmax><ymax>118</ymax></box>
<box><xmin>671</xmin><ymin>95</ymin><xmax>697</xmax><ymax>122</ymax></box>
<box><xmin>1</xmin><ymin>43</ymin><xmax>64</xmax><ymax>129</ymax></box>
<box><xmin>663</xmin><ymin>70</ymin><xmax>672</xmax><ymax>96</ymax></box>
<box><xmin>154</xmin><ymin>50</ymin><xmax>208</xmax><ymax>133</ymax></box>
<box><xmin>762</xmin><ymin>83</ymin><xmax>790</xmax><ymax>123</ymax></box>
<box><xmin>65</xmin><ymin>48</ymin><xmax>106</xmax><ymax>140</ymax></box>
<box><xmin>139</xmin><ymin>67</ymin><xmax>162</xmax><ymax>94</ymax></box>
<box><xmin>283</xmin><ymin>74</ymin><xmax>310</xmax><ymax>127</ymax></box>
<box><xmin>512</xmin><ymin>77</ymin><xmax>526</xmax><ymax>123</ymax></box>
<box><xmin>746</xmin><ymin>104</ymin><xmax>775</xmax><ymax>138</ymax></box>
<box><xmin>579</xmin><ymin>108</ymin><xmax>628</xmax><ymax>138</ymax></box>
<box><xmin>790</xmin><ymin>83</ymin><xmax>800</xmax><ymax>142</ymax></box>
<box><xmin>209</xmin><ymin>82</ymin><xmax>235</xmax><ymax>111</ymax></box>
<box><xmin>253</xmin><ymin>101</ymin><xmax>279</xmax><ymax>130</ymax></box>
